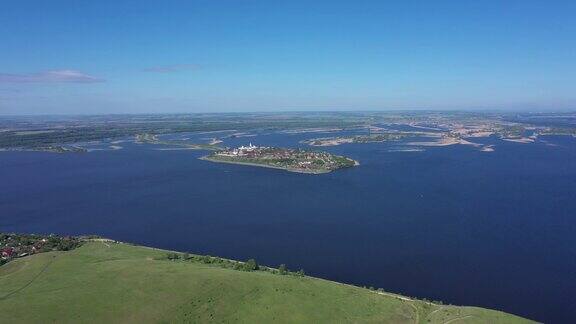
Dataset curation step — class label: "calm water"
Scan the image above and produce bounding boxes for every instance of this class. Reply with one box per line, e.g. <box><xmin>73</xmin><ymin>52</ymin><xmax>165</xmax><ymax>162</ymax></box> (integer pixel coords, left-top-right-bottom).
<box><xmin>1</xmin><ymin>131</ymin><xmax>575</xmax><ymax>323</ymax></box>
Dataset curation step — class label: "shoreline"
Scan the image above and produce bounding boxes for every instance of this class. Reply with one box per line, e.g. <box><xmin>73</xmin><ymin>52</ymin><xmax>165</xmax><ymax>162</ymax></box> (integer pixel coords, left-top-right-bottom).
<box><xmin>199</xmin><ymin>156</ymin><xmax>342</xmax><ymax>174</ymax></box>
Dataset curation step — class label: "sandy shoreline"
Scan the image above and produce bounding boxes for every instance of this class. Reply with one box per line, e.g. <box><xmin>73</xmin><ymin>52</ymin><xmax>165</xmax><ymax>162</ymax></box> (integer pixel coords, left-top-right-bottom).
<box><xmin>501</xmin><ymin>137</ymin><xmax>535</xmax><ymax>143</ymax></box>
<box><xmin>407</xmin><ymin>137</ymin><xmax>481</xmax><ymax>147</ymax></box>
<box><xmin>199</xmin><ymin>156</ymin><xmax>358</xmax><ymax>174</ymax></box>
<box><xmin>306</xmin><ymin>138</ymin><xmax>355</xmax><ymax>146</ymax></box>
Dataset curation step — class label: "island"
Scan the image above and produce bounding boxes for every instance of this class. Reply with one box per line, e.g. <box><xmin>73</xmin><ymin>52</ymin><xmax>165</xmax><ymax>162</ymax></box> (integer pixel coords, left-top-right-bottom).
<box><xmin>0</xmin><ymin>145</ymin><xmax>88</xmax><ymax>153</ymax></box>
<box><xmin>201</xmin><ymin>143</ymin><xmax>358</xmax><ymax>174</ymax></box>
<box><xmin>135</xmin><ymin>133</ymin><xmax>222</xmax><ymax>150</ymax></box>
<box><xmin>301</xmin><ymin>133</ymin><xmax>409</xmax><ymax>146</ymax></box>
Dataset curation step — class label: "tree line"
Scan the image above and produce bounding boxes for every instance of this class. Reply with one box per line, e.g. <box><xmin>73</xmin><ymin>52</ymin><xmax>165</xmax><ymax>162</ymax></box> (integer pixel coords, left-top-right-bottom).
<box><xmin>164</xmin><ymin>252</ymin><xmax>305</xmax><ymax>277</ymax></box>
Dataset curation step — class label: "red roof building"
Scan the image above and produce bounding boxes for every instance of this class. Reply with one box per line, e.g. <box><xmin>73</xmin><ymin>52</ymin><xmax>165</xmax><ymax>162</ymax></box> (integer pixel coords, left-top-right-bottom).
<box><xmin>1</xmin><ymin>247</ymin><xmax>15</xmax><ymax>258</ymax></box>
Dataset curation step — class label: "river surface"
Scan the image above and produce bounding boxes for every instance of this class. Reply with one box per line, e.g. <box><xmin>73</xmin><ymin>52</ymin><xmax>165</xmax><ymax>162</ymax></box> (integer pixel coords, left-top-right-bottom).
<box><xmin>1</xmin><ymin>129</ymin><xmax>575</xmax><ymax>323</ymax></box>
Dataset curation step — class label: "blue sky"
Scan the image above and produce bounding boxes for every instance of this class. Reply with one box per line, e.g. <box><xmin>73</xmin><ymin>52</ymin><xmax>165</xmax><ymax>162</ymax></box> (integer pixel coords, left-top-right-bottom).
<box><xmin>1</xmin><ymin>0</ymin><xmax>575</xmax><ymax>114</ymax></box>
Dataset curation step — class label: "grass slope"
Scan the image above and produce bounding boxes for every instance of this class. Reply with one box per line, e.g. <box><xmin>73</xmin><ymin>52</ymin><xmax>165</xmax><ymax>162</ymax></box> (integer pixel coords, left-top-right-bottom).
<box><xmin>0</xmin><ymin>241</ymin><xmax>533</xmax><ymax>323</ymax></box>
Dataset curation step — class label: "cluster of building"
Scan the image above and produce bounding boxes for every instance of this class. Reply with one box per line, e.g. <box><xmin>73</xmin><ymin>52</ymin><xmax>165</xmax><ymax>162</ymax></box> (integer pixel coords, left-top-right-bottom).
<box><xmin>1</xmin><ymin>238</ymin><xmax>47</xmax><ymax>261</ymax></box>
<box><xmin>207</xmin><ymin>143</ymin><xmax>356</xmax><ymax>172</ymax></box>
<box><xmin>1</xmin><ymin>234</ymin><xmax>82</xmax><ymax>265</ymax></box>
<box><xmin>216</xmin><ymin>143</ymin><xmax>269</xmax><ymax>157</ymax></box>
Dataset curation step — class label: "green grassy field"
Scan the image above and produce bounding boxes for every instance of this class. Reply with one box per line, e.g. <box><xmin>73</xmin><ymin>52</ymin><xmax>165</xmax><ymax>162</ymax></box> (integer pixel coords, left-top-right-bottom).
<box><xmin>0</xmin><ymin>241</ymin><xmax>533</xmax><ymax>323</ymax></box>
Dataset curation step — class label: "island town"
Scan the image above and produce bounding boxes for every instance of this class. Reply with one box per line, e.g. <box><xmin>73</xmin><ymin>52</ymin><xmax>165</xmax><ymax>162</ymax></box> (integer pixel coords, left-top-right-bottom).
<box><xmin>201</xmin><ymin>143</ymin><xmax>358</xmax><ymax>174</ymax></box>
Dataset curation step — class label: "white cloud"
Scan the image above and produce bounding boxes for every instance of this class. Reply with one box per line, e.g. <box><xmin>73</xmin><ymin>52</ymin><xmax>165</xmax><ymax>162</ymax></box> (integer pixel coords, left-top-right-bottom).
<box><xmin>0</xmin><ymin>70</ymin><xmax>105</xmax><ymax>83</ymax></box>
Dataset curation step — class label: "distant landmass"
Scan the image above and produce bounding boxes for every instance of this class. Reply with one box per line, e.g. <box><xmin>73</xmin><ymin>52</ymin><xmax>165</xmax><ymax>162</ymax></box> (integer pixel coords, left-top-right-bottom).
<box><xmin>1</xmin><ymin>111</ymin><xmax>575</xmax><ymax>153</ymax></box>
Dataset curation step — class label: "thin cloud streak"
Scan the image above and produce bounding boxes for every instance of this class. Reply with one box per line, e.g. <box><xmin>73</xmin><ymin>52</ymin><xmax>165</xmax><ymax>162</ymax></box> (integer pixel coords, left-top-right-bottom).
<box><xmin>143</xmin><ymin>64</ymin><xmax>200</xmax><ymax>73</ymax></box>
<box><xmin>0</xmin><ymin>70</ymin><xmax>104</xmax><ymax>83</ymax></box>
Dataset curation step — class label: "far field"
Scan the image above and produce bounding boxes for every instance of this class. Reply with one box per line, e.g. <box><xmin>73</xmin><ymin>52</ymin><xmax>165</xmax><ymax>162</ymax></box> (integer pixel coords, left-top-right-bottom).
<box><xmin>0</xmin><ymin>241</ymin><xmax>533</xmax><ymax>323</ymax></box>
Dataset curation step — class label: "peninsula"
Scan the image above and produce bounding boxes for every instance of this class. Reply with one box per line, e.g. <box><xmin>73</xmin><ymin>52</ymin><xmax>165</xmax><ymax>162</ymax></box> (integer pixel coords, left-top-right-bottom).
<box><xmin>0</xmin><ymin>233</ymin><xmax>533</xmax><ymax>323</ymax></box>
<box><xmin>201</xmin><ymin>143</ymin><xmax>357</xmax><ymax>173</ymax></box>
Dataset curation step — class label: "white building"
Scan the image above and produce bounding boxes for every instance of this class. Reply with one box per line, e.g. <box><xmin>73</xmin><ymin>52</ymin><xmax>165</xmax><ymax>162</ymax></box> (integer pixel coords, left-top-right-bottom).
<box><xmin>238</xmin><ymin>142</ymin><xmax>257</xmax><ymax>151</ymax></box>
<box><xmin>218</xmin><ymin>143</ymin><xmax>261</xmax><ymax>156</ymax></box>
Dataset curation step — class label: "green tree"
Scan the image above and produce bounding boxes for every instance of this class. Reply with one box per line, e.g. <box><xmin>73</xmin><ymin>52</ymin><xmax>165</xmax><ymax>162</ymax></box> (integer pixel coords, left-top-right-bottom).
<box><xmin>201</xmin><ymin>255</ymin><xmax>212</xmax><ymax>264</ymax></box>
<box><xmin>243</xmin><ymin>259</ymin><xmax>258</xmax><ymax>271</ymax></box>
<box><xmin>166</xmin><ymin>252</ymin><xmax>180</xmax><ymax>260</ymax></box>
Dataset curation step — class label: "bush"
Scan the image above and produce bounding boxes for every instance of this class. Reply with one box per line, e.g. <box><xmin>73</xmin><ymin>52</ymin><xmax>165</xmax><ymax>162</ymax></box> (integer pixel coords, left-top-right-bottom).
<box><xmin>243</xmin><ymin>259</ymin><xmax>258</xmax><ymax>271</ymax></box>
<box><xmin>57</xmin><ymin>239</ymin><xmax>79</xmax><ymax>251</ymax></box>
<box><xmin>201</xmin><ymin>255</ymin><xmax>212</xmax><ymax>264</ymax></box>
<box><xmin>166</xmin><ymin>252</ymin><xmax>180</xmax><ymax>260</ymax></box>
<box><xmin>278</xmin><ymin>264</ymin><xmax>288</xmax><ymax>275</ymax></box>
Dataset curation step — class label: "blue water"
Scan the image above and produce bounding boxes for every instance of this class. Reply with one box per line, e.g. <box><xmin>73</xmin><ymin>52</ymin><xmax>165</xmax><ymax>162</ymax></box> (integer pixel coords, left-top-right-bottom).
<box><xmin>1</xmin><ymin>132</ymin><xmax>575</xmax><ymax>323</ymax></box>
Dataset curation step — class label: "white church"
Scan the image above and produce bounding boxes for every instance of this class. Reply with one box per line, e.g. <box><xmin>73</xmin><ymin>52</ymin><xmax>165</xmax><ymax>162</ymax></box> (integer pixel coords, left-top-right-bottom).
<box><xmin>219</xmin><ymin>143</ymin><xmax>263</xmax><ymax>156</ymax></box>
